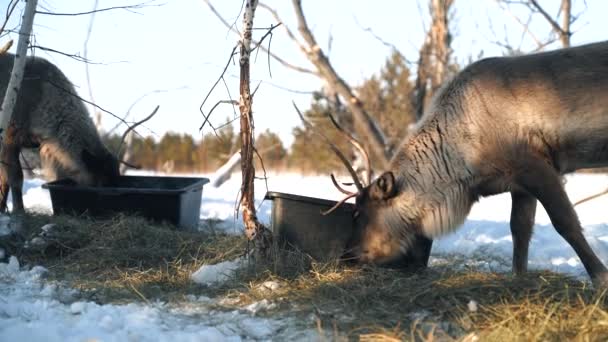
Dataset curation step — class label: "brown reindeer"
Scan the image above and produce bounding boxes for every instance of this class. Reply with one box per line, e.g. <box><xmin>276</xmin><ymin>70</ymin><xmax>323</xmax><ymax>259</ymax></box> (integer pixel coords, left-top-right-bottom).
<box><xmin>0</xmin><ymin>53</ymin><xmax>119</xmax><ymax>213</ymax></box>
<box><xmin>325</xmin><ymin>41</ymin><xmax>608</xmax><ymax>285</ymax></box>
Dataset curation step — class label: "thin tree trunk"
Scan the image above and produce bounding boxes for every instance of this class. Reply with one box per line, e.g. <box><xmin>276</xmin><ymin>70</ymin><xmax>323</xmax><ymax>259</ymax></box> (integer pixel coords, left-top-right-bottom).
<box><xmin>239</xmin><ymin>0</ymin><xmax>272</xmax><ymax>258</ymax></box>
<box><xmin>412</xmin><ymin>0</ymin><xmax>453</xmax><ymax>121</ymax></box>
<box><xmin>0</xmin><ymin>0</ymin><xmax>38</xmax><ymax>143</ymax></box>
<box><xmin>560</xmin><ymin>0</ymin><xmax>571</xmax><ymax>48</ymax></box>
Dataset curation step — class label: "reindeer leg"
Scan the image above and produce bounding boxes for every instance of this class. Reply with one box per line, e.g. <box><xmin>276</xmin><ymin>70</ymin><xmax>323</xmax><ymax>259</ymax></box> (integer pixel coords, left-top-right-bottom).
<box><xmin>516</xmin><ymin>159</ymin><xmax>608</xmax><ymax>285</ymax></box>
<box><xmin>0</xmin><ymin>160</ymin><xmax>8</xmax><ymax>213</ymax></box>
<box><xmin>510</xmin><ymin>191</ymin><xmax>537</xmax><ymax>274</ymax></box>
<box><xmin>5</xmin><ymin>145</ymin><xmax>24</xmax><ymax>213</ymax></box>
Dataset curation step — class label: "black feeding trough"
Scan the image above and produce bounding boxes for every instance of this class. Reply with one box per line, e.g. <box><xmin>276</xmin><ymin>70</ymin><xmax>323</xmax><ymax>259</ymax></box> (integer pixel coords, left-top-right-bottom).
<box><xmin>265</xmin><ymin>191</ymin><xmax>355</xmax><ymax>261</ymax></box>
<box><xmin>264</xmin><ymin>191</ymin><xmax>433</xmax><ymax>268</ymax></box>
<box><xmin>42</xmin><ymin>175</ymin><xmax>209</xmax><ymax>230</ymax></box>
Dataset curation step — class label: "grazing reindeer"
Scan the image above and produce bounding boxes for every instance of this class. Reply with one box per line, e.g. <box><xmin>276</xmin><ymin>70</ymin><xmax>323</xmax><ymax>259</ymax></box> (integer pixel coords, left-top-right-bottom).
<box><xmin>328</xmin><ymin>41</ymin><xmax>608</xmax><ymax>285</ymax></box>
<box><xmin>0</xmin><ymin>53</ymin><xmax>119</xmax><ymax>213</ymax></box>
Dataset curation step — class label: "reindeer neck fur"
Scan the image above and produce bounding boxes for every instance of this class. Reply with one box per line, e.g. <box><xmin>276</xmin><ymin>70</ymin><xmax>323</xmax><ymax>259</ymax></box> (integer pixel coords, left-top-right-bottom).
<box><xmin>385</xmin><ymin>80</ymin><xmax>479</xmax><ymax>239</ymax></box>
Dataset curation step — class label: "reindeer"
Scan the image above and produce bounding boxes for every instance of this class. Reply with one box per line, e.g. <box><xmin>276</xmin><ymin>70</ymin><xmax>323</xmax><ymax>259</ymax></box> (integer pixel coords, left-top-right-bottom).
<box><xmin>0</xmin><ymin>53</ymin><xmax>119</xmax><ymax>213</ymax></box>
<box><xmin>315</xmin><ymin>41</ymin><xmax>608</xmax><ymax>285</ymax></box>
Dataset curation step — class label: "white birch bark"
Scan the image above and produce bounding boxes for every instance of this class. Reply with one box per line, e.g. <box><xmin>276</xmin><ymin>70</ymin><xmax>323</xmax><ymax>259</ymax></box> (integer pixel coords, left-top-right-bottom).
<box><xmin>0</xmin><ymin>0</ymin><xmax>38</xmax><ymax>143</ymax></box>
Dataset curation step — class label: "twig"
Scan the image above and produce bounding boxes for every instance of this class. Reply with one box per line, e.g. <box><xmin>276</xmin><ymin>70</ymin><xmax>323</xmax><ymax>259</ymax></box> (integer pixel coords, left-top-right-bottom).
<box><xmin>529</xmin><ymin>0</ymin><xmax>567</xmax><ymax>37</ymax></box>
<box><xmin>0</xmin><ymin>0</ymin><xmax>19</xmax><ymax>36</ymax></box>
<box><xmin>204</xmin><ymin>0</ymin><xmax>316</xmax><ymax>75</ymax></box>
<box><xmin>253</xmin><ymin>147</ymin><xmax>269</xmax><ymax>212</ymax></box>
<box><xmin>41</xmin><ymin>78</ymin><xmax>132</xmax><ymax>130</ymax></box>
<box><xmin>107</xmin><ymin>87</ymin><xmax>186</xmax><ymax>136</ymax></box>
<box><xmin>573</xmin><ymin>188</ymin><xmax>608</xmax><ymax>207</ymax></box>
<box><xmin>30</xmin><ymin>45</ymin><xmax>98</xmax><ymax>64</ymax></box>
<box><xmin>120</xmin><ymin>159</ymin><xmax>141</xmax><ymax>170</ymax></box>
<box><xmin>36</xmin><ymin>2</ymin><xmax>161</xmax><ymax>16</ymax></box>
<box><xmin>493</xmin><ymin>0</ymin><xmax>545</xmax><ymax>49</ymax></box>
<box><xmin>84</xmin><ymin>0</ymin><xmax>99</xmax><ymax>130</ymax></box>
<box><xmin>291</xmin><ymin>0</ymin><xmax>390</xmax><ymax>168</ymax></box>
<box><xmin>251</xmin><ymin>23</ymin><xmax>281</xmax><ymax>77</ymax></box>
<box><xmin>199</xmin><ymin>44</ymin><xmax>239</xmax><ymax>127</ymax></box>
<box><xmin>293</xmin><ymin>101</ymin><xmax>363</xmax><ymax>192</ymax></box>
<box><xmin>117</xmin><ymin>105</ymin><xmax>159</xmax><ymax>155</ymax></box>
<box><xmin>200</xmin><ymin>100</ymin><xmax>239</xmax><ymax>130</ymax></box>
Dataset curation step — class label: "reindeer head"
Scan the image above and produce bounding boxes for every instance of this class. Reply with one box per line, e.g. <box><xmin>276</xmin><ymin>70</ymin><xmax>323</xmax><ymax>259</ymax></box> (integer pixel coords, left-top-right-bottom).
<box><xmin>339</xmin><ymin>171</ymin><xmax>432</xmax><ymax>269</ymax></box>
<box><xmin>81</xmin><ymin>148</ymin><xmax>120</xmax><ymax>186</ymax></box>
<box><xmin>294</xmin><ymin>102</ymin><xmax>432</xmax><ymax>270</ymax></box>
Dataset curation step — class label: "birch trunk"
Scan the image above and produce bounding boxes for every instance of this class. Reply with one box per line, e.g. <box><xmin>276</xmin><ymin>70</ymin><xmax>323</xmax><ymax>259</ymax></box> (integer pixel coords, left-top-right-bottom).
<box><xmin>239</xmin><ymin>0</ymin><xmax>272</xmax><ymax>258</ymax></box>
<box><xmin>0</xmin><ymin>0</ymin><xmax>38</xmax><ymax>144</ymax></box>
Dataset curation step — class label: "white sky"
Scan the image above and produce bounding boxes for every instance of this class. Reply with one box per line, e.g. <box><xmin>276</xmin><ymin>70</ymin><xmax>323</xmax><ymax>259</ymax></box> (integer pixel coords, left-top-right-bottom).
<box><xmin>2</xmin><ymin>0</ymin><xmax>606</xmax><ymax>147</ymax></box>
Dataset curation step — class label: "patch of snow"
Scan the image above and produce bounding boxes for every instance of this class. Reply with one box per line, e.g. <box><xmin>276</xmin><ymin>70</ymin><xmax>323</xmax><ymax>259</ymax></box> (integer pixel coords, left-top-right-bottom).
<box><xmin>245</xmin><ymin>299</ymin><xmax>277</xmax><ymax>315</ymax></box>
<box><xmin>0</xmin><ymin>257</ymin><xmax>317</xmax><ymax>341</ymax></box>
<box><xmin>467</xmin><ymin>300</ymin><xmax>478</xmax><ymax>312</ymax></box>
<box><xmin>257</xmin><ymin>280</ymin><xmax>280</xmax><ymax>293</ymax></box>
<box><xmin>191</xmin><ymin>258</ymin><xmax>243</xmax><ymax>285</ymax></box>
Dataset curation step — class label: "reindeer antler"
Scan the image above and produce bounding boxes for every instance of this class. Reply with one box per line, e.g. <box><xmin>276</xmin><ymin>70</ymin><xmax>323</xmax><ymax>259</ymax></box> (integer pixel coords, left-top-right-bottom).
<box><xmin>327</xmin><ymin>113</ymin><xmax>372</xmax><ymax>186</ymax></box>
<box><xmin>330</xmin><ymin>173</ymin><xmax>356</xmax><ymax>195</ymax></box>
<box><xmin>321</xmin><ymin>193</ymin><xmax>357</xmax><ymax>215</ymax></box>
<box><xmin>293</xmin><ymin>101</ymin><xmax>364</xmax><ymax>193</ymax></box>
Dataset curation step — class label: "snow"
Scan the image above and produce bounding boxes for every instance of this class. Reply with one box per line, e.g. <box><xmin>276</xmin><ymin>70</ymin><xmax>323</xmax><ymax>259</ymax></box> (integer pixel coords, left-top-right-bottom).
<box><xmin>1</xmin><ymin>171</ymin><xmax>608</xmax><ymax>340</ymax></box>
<box><xmin>191</xmin><ymin>258</ymin><xmax>243</xmax><ymax>285</ymax></box>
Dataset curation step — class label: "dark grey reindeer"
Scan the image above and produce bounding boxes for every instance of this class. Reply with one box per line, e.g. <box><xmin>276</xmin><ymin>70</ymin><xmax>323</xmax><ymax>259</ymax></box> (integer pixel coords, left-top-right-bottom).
<box><xmin>0</xmin><ymin>53</ymin><xmax>119</xmax><ymax>213</ymax></box>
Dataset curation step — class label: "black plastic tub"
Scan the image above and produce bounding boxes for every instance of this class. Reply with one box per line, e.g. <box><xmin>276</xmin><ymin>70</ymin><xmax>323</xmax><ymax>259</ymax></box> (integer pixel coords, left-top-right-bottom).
<box><xmin>42</xmin><ymin>176</ymin><xmax>209</xmax><ymax>230</ymax></box>
<box><xmin>265</xmin><ymin>191</ymin><xmax>433</xmax><ymax>268</ymax></box>
<box><xmin>265</xmin><ymin>191</ymin><xmax>355</xmax><ymax>261</ymax></box>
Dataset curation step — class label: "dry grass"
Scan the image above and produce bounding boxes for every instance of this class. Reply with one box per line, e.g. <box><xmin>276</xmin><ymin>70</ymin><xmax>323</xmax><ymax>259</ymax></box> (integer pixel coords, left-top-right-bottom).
<box><xmin>2</xmin><ymin>213</ymin><xmax>608</xmax><ymax>340</ymax></box>
<box><xmin>221</xmin><ymin>254</ymin><xmax>608</xmax><ymax>341</ymax></box>
<box><xmin>0</xmin><ymin>213</ymin><xmax>246</xmax><ymax>303</ymax></box>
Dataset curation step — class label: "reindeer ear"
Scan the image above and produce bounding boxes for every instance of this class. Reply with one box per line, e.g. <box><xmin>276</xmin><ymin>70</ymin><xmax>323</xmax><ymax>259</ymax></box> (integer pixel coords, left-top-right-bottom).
<box><xmin>370</xmin><ymin>171</ymin><xmax>397</xmax><ymax>200</ymax></box>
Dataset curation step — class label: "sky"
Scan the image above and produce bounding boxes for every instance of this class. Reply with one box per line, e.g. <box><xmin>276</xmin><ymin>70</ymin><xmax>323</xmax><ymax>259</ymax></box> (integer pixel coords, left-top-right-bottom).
<box><xmin>2</xmin><ymin>0</ymin><xmax>607</xmax><ymax>147</ymax></box>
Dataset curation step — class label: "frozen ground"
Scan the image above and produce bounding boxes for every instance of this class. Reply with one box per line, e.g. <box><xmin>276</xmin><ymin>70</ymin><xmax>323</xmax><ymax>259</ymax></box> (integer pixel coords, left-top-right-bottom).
<box><xmin>2</xmin><ymin>171</ymin><xmax>608</xmax><ymax>340</ymax></box>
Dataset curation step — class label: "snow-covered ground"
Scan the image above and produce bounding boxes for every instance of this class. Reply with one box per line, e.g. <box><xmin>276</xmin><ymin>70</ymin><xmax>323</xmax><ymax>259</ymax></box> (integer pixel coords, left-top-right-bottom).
<box><xmin>2</xmin><ymin>171</ymin><xmax>608</xmax><ymax>341</ymax></box>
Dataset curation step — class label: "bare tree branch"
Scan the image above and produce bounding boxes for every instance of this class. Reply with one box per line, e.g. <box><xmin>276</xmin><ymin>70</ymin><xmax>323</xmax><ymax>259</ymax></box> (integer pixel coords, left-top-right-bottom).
<box><xmin>293</xmin><ymin>101</ymin><xmax>364</xmax><ymax>192</ymax></box>
<box><xmin>117</xmin><ymin>105</ymin><xmax>159</xmax><ymax>155</ymax></box>
<box><xmin>0</xmin><ymin>0</ymin><xmax>19</xmax><ymax>36</ymax></box>
<box><xmin>529</xmin><ymin>0</ymin><xmax>569</xmax><ymax>45</ymax></box>
<box><xmin>199</xmin><ymin>43</ymin><xmax>238</xmax><ymax>126</ymax></box>
<box><xmin>574</xmin><ymin>187</ymin><xmax>608</xmax><ymax>207</ymax></box>
<box><xmin>291</xmin><ymin>0</ymin><xmax>390</xmax><ymax>168</ymax></box>
<box><xmin>200</xmin><ymin>100</ymin><xmax>239</xmax><ymax>131</ymax></box>
<box><xmin>493</xmin><ymin>0</ymin><xmax>545</xmax><ymax>49</ymax></box>
<box><xmin>35</xmin><ymin>2</ymin><xmax>161</xmax><ymax>16</ymax></box>
<box><xmin>204</xmin><ymin>0</ymin><xmax>317</xmax><ymax>75</ymax></box>
<box><xmin>84</xmin><ymin>0</ymin><xmax>101</xmax><ymax>131</ymax></box>
<box><xmin>259</xmin><ymin>2</ymin><xmax>307</xmax><ymax>52</ymax></box>
<box><xmin>29</xmin><ymin>45</ymin><xmax>98</xmax><ymax>63</ymax></box>
<box><xmin>106</xmin><ymin>87</ymin><xmax>185</xmax><ymax>136</ymax></box>
<box><xmin>495</xmin><ymin>0</ymin><xmax>577</xmax><ymax>49</ymax></box>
